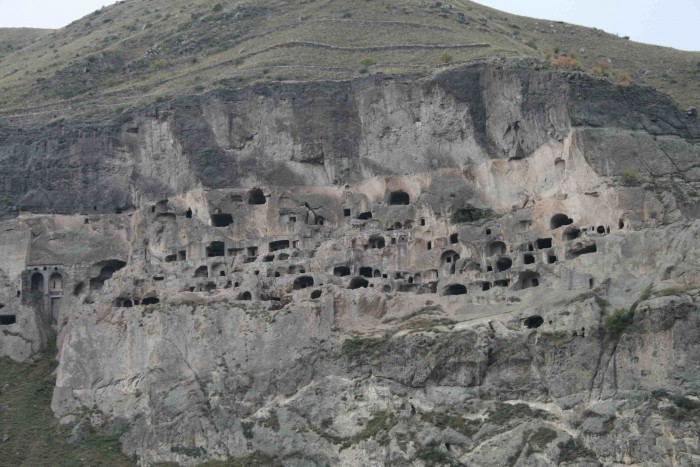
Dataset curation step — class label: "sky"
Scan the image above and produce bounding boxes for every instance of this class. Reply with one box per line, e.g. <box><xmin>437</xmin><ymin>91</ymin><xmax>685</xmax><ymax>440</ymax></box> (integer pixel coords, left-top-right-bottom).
<box><xmin>0</xmin><ymin>0</ymin><xmax>698</xmax><ymax>51</ymax></box>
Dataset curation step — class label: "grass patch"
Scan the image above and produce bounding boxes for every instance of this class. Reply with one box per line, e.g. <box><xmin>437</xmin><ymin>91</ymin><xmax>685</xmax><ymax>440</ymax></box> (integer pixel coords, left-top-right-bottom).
<box><xmin>652</xmin><ymin>285</ymin><xmax>696</xmax><ymax>298</ymax></box>
<box><xmin>0</xmin><ymin>348</ymin><xmax>134</xmax><ymax>466</ymax></box>
<box><xmin>341</xmin><ymin>409</ymin><xmax>395</xmax><ymax>449</ymax></box>
<box><xmin>530</xmin><ymin>426</ymin><xmax>557</xmax><ymax>447</ymax></box>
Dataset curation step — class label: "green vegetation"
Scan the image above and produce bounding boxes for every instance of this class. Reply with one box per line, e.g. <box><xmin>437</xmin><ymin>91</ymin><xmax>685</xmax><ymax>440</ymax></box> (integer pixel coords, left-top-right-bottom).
<box><xmin>619</xmin><ymin>168</ymin><xmax>641</xmax><ymax>186</ymax></box>
<box><xmin>259</xmin><ymin>409</ymin><xmax>280</xmax><ymax>432</ymax></box>
<box><xmin>0</xmin><ymin>348</ymin><xmax>134</xmax><ymax>466</ymax></box>
<box><xmin>241</xmin><ymin>421</ymin><xmax>255</xmax><ymax>439</ymax></box>
<box><xmin>603</xmin><ymin>308</ymin><xmax>635</xmax><ymax>335</ymax></box>
<box><xmin>439</xmin><ymin>51</ymin><xmax>454</xmax><ymax>64</ymax></box>
<box><xmin>341</xmin><ymin>336</ymin><xmax>388</xmax><ymax>359</ymax></box>
<box><xmin>530</xmin><ymin>427</ymin><xmax>557</xmax><ymax>447</ymax></box>
<box><xmin>420</xmin><ymin>411</ymin><xmax>481</xmax><ymax>437</ymax></box>
<box><xmin>652</xmin><ymin>390</ymin><xmax>700</xmax><ymax>421</ymax></box>
<box><xmin>340</xmin><ymin>410</ymin><xmax>395</xmax><ymax>449</ymax></box>
<box><xmin>557</xmin><ymin>438</ymin><xmax>597</xmax><ymax>462</ymax></box>
<box><xmin>487</xmin><ymin>402</ymin><xmax>533</xmax><ymax>425</ymax></box>
<box><xmin>452</xmin><ymin>207</ymin><xmax>493</xmax><ymax>224</ymax></box>
<box><xmin>652</xmin><ymin>285</ymin><xmax>696</xmax><ymax>297</ymax></box>
<box><xmin>415</xmin><ymin>440</ymin><xmax>458</xmax><ymax>466</ymax></box>
<box><xmin>358</xmin><ymin>56</ymin><xmax>376</xmax><ymax>67</ymax></box>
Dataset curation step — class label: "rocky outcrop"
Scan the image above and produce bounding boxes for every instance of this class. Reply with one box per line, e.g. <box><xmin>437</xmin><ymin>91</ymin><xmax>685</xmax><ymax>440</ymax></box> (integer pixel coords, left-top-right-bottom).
<box><xmin>1</xmin><ymin>62</ymin><xmax>699</xmax><ymax>465</ymax></box>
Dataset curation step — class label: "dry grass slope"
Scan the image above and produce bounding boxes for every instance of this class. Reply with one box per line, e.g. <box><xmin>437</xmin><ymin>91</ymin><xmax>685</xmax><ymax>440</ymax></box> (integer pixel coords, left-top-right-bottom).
<box><xmin>0</xmin><ymin>0</ymin><xmax>697</xmax><ymax>117</ymax></box>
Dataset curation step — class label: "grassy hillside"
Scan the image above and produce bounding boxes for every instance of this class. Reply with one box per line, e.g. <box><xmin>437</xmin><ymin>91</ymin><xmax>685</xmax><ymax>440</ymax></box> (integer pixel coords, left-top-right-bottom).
<box><xmin>0</xmin><ymin>348</ymin><xmax>134</xmax><ymax>466</ymax></box>
<box><xmin>0</xmin><ymin>0</ymin><xmax>697</xmax><ymax>117</ymax></box>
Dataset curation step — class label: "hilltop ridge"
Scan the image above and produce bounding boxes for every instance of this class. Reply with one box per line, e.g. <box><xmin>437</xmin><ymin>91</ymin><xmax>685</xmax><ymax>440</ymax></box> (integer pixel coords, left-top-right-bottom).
<box><xmin>0</xmin><ymin>0</ymin><xmax>697</xmax><ymax>117</ymax></box>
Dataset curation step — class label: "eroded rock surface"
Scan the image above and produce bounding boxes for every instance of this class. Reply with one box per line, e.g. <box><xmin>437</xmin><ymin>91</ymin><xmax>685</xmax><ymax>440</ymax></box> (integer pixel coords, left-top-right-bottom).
<box><xmin>1</xmin><ymin>63</ymin><xmax>699</xmax><ymax>466</ymax></box>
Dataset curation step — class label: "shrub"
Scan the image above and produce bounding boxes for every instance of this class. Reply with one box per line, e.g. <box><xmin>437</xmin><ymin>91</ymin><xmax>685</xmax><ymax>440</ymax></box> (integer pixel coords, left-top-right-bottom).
<box><xmin>150</xmin><ymin>59</ymin><xmax>168</xmax><ymax>70</ymax></box>
<box><xmin>452</xmin><ymin>208</ymin><xmax>493</xmax><ymax>224</ymax></box>
<box><xmin>603</xmin><ymin>308</ymin><xmax>634</xmax><ymax>335</ymax></box>
<box><xmin>212</xmin><ymin>3</ymin><xmax>223</xmax><ymax>12</ymax></box>
<box><xmin>358</xmin><ymin>57</ymin><xmax>376</xmax><ymax>67</ymax></box>
<box><xmin>619</xmin><ymin>168</ymin><xmax>640</xmax><ymax>186</ymax></box>
<box><xmin>439</xmin><ymin>52</ymin><xmax>454</xmax><ymax>64</ymax></box>
<box><xmin>551</xmin><ymin>55</ymin><xmax>580</xmax><ymax>69</ymax></box>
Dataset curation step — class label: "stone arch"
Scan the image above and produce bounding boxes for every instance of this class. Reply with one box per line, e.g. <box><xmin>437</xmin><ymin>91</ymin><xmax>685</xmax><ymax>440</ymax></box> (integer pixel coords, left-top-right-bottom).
<box><xmin>238</xmin><ymin>291</ymin><xmax>252</xmax><ymax>300</ymax></box>
<box><xmin>194</xmin><ymin>266</ymin><xmax>209</xmax><ymax>278</ymax></box>
<box><xmin>30</xmin><ymin>272</ymin><xmax>44</xmax><ymax>293</ymax></box>
<box><xmin>49</xmin><ymin>272</ymin><xmax>63</xmax><ymax>292</ymax></box>
<box><xmin>550</xmin><ymin>214</ymin><xmax>573</xmax><ymax>230</ymax></box>
<box><xmin>441</xmin><ymin>250</ymin><xmax>460</xmax><ymax>265</ymax></box>
<box><xmin>514</xmin><ymin>271</ymin><xmax>541</xmax><ymax>290</ymax></box>
<box><xmin>369</xmin><ymin>235</ymin><xmax>385</xmax><ymax>249</ymax></box>
<box><xmin>487</xmin><ymin>241</ymin><xmax>506</xmax><ymax>256</ymax></box>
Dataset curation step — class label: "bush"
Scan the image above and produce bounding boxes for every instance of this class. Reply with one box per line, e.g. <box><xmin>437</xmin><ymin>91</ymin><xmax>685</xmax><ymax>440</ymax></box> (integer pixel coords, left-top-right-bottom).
<box><xmin>150</xmin><ymin>59</ymin><xmax>168</xmax><ymax>70</ymax></box>
<box><xmin>550</xmin><ymin>55</ymin><xmax>580</xmax><ymax>69</ymax></box>
<box><xmin>604</xmin><ymin>308</ymin><xmax>634</xmax><ymax>335</ymax></box>
<box><xmin>619</xmin><ymin>168</ymin><xmax>640</xmax><ymax>186</ymax></box>
<box><xmin>452</xmin><ymin>207</ymin><xmax>493</xmax><ymax>224</ymax></box>
<box><xmin>212</xmin><ymin>3</ymin><xmax>223</xmax><ymax>12</ymax></box>
<box><xmin>439</xmin><ymin>52</ymin><xmax>454</xmax><ymax>64</ymax></box>
<box><xmin>358</xmin><ymin>57</ymin><xmax>376</xmax><ymax>67</ymax></box>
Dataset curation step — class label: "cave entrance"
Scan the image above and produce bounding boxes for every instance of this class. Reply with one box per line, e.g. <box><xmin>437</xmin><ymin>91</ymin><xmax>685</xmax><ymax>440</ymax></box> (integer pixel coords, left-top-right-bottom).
<box><xmin>333</xmin><ymin>266</ymin><xmax>351</xmax><ymax>277</ymax></box>
<box><xmin>247</xmin><ymin>188</ymin><xmax>266</xmax><ymax>205</ymax></box>
<box><xmin>389</xmin><ymin>190</ymin><xmax>410</xmax><ymax>205</ymax></box>
<box><xmin>269</xmin><ymin>240</ymin><xmax>290</xmax><ymax>252</ymax></box>
<box><xmin>30</xmin><ymin>272</ymin><xmax>44</xmax><ymax>293</ymax></box>
<box><xmin>524</xmin><ymin>315</ymin><xmax>544</xmax><ymax>328</ymax></box>
<box><xmin>0</xmin><ymin>315</ymin><xmax>16</xmax><ymax>325</ymax></box>
<box><xmin>293</xmin><ymin>276</ymin><xmax>314</xmax><ymax>290</ymax></box>
<box><xmin>369</xmin><ymin>235</ymin><xmax>385</xmax><ymax>249</ymax></box>
<box><xmin>348</xmin><ymin>277</ymin><xmax>369</xmax><ymax>289</ymax></box>
<box><xmin>550</xmin><ymin>214</ymin><xmax>573</xmax><ymax>230</ymax></box>
<box><xmin>496</xmin><ymin>257</ymin><xmax>513</xmax><ymax>272</ymax></box>
<box><xmin>443</xmin><ymin>284</ymin><xmax>467</xmax><ymax>296</ymax></box>
<box><xmin>211</xmin><ymin>213</ymin><xmax>233</xmax><ymax>227</ymax></box>
<box><xmin>207</xmin><ymin>241</ymin><xmax>225</xmax><ymax>257</ymax></box>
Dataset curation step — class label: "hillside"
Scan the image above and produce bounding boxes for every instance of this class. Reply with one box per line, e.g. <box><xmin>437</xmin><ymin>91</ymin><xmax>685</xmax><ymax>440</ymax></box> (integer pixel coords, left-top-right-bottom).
<box><xmin>0</xmin><ymin>0</ymin><xmax>698</xmax><ymax>118</ymax></box>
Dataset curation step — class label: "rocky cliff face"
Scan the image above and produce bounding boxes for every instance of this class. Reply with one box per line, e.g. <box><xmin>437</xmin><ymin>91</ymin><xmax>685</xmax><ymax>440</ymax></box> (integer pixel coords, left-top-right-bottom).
<box><xmin>1</xmin><ymin>62</ymin><xmax>699</xmax><ymax>466</ymax></box>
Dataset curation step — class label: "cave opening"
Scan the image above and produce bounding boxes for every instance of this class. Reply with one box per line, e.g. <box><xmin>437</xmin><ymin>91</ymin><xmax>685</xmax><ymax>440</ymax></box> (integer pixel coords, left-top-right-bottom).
<box><xmin>442</xmin><ymin>284</ymin><xmax>467</xmax><ymax>296</ymax></box>
<box><xmin>524</xmin><ymin>315</ymin><xmax>544</xmax><ymax>328</ymax></box>
<box><xmin>389</xmin><ymin>190</ymin><xmax>410</xmax><ymax>205</ymax></box>
<box><xmin>550</xmin><ymin>214</ymin><xmax>574</xmax><ymax>230</ymax></box>
<box><xmin>211</xmin><ymin>213</ymin><xmax>233</xmax><ymax>227</ymax></box>
<box><xmin>247</xmin><ymin>188</ymin><xmax>266</xmax><ymax>205</ymax></box>
<box><xmin>293</xmin><ymin>276</ymin><xmax>314</xmax><ymax>290</ymax></box>
<box><xmin>349</xmin><ymin>277</ymin><xmax>369</xmax><ymax>289</ymax></box>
